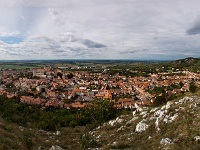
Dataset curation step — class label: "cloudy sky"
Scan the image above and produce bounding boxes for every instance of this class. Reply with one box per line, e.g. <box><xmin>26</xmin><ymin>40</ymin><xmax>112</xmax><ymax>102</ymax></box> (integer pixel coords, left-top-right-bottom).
<box><xmin>0</xmin><ymin>0</ymin><xmax>200</xmax><ymax>60</ymax></box>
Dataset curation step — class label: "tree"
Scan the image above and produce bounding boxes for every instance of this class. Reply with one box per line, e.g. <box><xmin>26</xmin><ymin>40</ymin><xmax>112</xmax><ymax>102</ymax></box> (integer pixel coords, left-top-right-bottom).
<box><xmin>189</xmin><ymin>82</ymin><xmax>197</xmax><ymax>93</ymax></box>
<box><xmin>57</xmin><ymin>72</ymin><xmax>63</xmax><ymax>79</ymax></box>
<box><xmin>152</xmin><ymin>95</ymin><xmax>167</xmax><ymax>107</ymax></box>
<box><xmin>85</xmin><ymin>99</ymin><xmax>118</xmax><ymax>125</ymax></box>
<box><xmin>179</xmin><ymin>81</ymin><xmax>184</xmax><ymax>88</ymax></box>
<box><xmin>67</xmin><ymin>73</ymin><xmax>74</xmax><ymax>79</ymax></box>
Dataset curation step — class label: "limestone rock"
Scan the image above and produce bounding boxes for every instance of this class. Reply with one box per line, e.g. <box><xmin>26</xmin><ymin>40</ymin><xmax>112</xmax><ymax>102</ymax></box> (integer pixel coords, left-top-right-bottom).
<box><xmin>56</xmin><ymin>131</ymin><xmax>61</xmax><ymax>136</ymax></box>
<box><xmin>132</xmin><ymin>110</ymin><xmax>137</xmax><ymax>116</ymax></box>
<box><xmin>49</xmin><ymin>145</ymin><xmax>64</xmax><ymax>150</ymax></box>
<box><xmin>108</xmin><ymin>117</ymin><xmax>123</xmax><ymax>126</ymax></box>
<box><xmin>160</xmin><ymin>138</ymin><xmax>174</xmax><ymax>145</ymax></box>
<box><xmin>165</xmin><ymin>101</ymin><xmax>173</xmax><ymax>110</ymax></box>
<box><xmin>150</xmin><ymin>107</ymin><xmax>159</xmax><ymax>113</ymax></box>
<box><xmin>194</xmin><ymin>136</ymin><xmax>200</xmax><ymax>141</ymax></box>
<box><xmin>135</xmin><ymin>121</ymin><xmax>148</xmax><ymax>132</ymax></box>
<box><xmin>178</xmin><ymin>96</ymin><xmax>192</xmax><ymax>104</ymax></box>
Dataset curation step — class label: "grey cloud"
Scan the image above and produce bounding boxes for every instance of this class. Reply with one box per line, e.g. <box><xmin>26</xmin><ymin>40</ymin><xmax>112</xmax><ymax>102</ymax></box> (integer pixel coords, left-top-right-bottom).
<box><xmin>48</xmin><ymin>8</ymin><xmax>66</xmax><ymax>26</ymax></box>
<box><xmin>81</xmin><ymin>39</ymin><xmax>106</xmax><ymax>48</ymax></box>
<box><xmin>7</xmin><ymin>52</ymin><xmax>24</xmax><ymax>56</ymax></box>
<box><xmin>52</xmin><ymin>50</ymin><xmax>65</xmax><ymax>53</ymax></box>
<box><xmin>59</xmin><ymin>33</ymin><xmax>107</xmax><ymax>49</ymax></box>
<box><xmin>17</xmin><ymin>33</ymin><xmax>106</xmax><ymax>58</ymax></box>
<box><xmin>120</xmin><ymin>49</ymin><xmax>148</xmax><ymax>54</ymax></box>
<box><xmin>59</xmin><ymin>33</ymin><xmax>78</xmax><ymax>43</ymax></box>
<box><xmin>187</xmin><ymin>20</ymin><xmax>200</xmax><ymax>35</ymax></box>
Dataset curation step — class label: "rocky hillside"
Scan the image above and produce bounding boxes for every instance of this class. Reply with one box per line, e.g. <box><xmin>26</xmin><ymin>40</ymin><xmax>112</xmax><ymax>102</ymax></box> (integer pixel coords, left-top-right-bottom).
<box><xmin>170</xmin><ymin>57</ymin><xmax>200</xmax><ymax>71</ymax></box>
<box><xmin>83</xmin><ymin>96</ymin><xmax>200</xmax><ymax>149</ymax></box>
<box><xmin>0</xmin><ymin>95</ymin><xmax>199</xmax><ymax>150</ymax></box>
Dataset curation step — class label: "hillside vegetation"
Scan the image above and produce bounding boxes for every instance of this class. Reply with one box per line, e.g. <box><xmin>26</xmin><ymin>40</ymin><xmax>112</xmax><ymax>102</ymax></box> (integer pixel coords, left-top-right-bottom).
<box><xmin>0</xmin><ymin>57</ymin><xmax>200</xmax><ymax>149</ymax></box>
<box><xmin>82</xmin><ymin>93</ymin><xmax>200</xmax><ymax>150</ymax></box>
<box><xmin>0</xmin><ymin>92</ymin><xmax>199</xmax><ymax>149</ymax></box>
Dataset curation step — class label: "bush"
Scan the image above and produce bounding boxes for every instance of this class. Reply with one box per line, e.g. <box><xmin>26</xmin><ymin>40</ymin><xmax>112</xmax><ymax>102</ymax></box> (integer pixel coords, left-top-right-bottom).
<box><xmin>152</xmin><ymin>95</ymin><xmax>167</xmax><ymax>107</ymax></box>
<box><xmin>189</xmin><ymin>82</ymin><xmax>197</xmax><ymax>93</ymax></box>
<box><xmin>80</xmin><ymin>133</ymin><xmax>98</xmax><ymax>149</ymax></box>
<box><xmin>22</xmin><ymin>132</ymin><xmax>34</xmax><ymax>149</ymax></box>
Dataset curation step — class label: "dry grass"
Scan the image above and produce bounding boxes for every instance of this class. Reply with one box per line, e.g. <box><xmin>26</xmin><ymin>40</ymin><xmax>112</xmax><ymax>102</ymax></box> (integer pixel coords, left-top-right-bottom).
<box><xmin>0</xmin><ymin>118</ymin><xmax>88</xmax><ymax>150</ymax></box>
<box><xmin>0</xmin><ymin>93</ymin><xmax>200</xmax><ymax>149</ymax></box>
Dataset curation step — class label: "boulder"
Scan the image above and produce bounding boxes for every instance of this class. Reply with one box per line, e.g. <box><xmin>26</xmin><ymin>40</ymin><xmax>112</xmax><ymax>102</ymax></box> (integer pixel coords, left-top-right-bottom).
<box><xmin>190</xmin><ymin>103</ymin><xmax>197</xmax><ymax>109</ymax></box>
<box><xmin>135</xmin><ymin>121</ymin><xmax>148</xmax><ymax>132</ymax></box>
<box><xmin>132</xmin><ymin>110</ymin><xmax>137</xmax><ymax>116</ymax></box>
<box><xmin>108</xmin><ymin>117</ymin><xmax>123</xmax><ymax>126</ymax></box>
<box><xmin>194</xmin><ymin>136</ymin><xmax>200</xmax><ymax>141</ymax></box>
<box><xmin>165</xmin><ymin>101</ymin><xmax>173</xmax><ymax>110</ymax></box>
<box><xmin>155</xmin><ymin>118</ymin><xmax>160</xmax><ymax>131</ymax></box>
<box><xmin>140</xmin><ymin>111</ymin><xmax>147</xmax><ymax>118</ymax></box>
<box><xmin>49</xmin><ymin>145</ymin><xmax>64</xmax><ymax>150</ymax></box>
<box><xmin>56</xmin><ymin>131</ymin><xmax>61</xmax><ymax>136</ymax></box>
<box><xmin>160</xmin><ymin>138</ymin><xmax>174</xmax><ymax>145</ymax></box>
<box><xmin>178</xmin><ymin>96</ymin><xmax>192</xmax><ymax>104</ymax></box>
<box><xmin>150</xmin><ymin>107</ymin><xmax>159</xmax><ymax>113</ymax></box>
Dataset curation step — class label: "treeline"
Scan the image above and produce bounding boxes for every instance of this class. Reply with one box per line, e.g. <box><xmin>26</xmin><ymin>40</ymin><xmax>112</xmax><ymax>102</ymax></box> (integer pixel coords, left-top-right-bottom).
<box><xmin>0</xmin><ymin>96</ymin><xmax>121</xmax><ymax>131</ymax></box>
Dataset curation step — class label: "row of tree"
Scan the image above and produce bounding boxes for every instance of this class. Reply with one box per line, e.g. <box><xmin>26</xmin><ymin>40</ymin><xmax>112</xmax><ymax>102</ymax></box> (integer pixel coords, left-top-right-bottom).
<box><xmin>0</xmin><ymin>96</ymin><xmax>121</xmax><ymax>131</ymax></box>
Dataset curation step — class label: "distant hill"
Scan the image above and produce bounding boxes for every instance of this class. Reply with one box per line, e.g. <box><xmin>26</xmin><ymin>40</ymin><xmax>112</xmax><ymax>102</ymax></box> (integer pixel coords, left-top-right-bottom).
<box><xmin>149</xmin><ymin>57</ymin><xmax>200</xmax><ymax>72</ymax></box>
<box><xmin>173</xmin><ymin>57</ymin><xmax>200</xmax><ymax>66</ymax></box>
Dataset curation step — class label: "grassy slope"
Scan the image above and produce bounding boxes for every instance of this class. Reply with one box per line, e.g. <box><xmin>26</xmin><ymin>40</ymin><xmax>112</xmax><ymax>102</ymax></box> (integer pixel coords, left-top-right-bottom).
<box><xmin>85</xmin><ymin>92</ymin><xmax>200</xmax><ymax>150</ymax></box>
<box><xmin>0</xmin><ymin>92</ymin><xmax>199</xmax><ymax>149</ymax></box>
<box><xmin>0</xmin><ymin>117</ymin><xmax>87</xmax><ymax>150</ymax></box>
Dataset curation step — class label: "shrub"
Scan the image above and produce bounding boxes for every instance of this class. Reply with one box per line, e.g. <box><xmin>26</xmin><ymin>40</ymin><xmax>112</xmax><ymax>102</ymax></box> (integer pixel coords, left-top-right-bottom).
<box><xmin>80</xmin><ymin>133</ymin><xmax>98</xmax><ymax>149</ymax></box>
<box><xmin>189</xmin><ymin>82</ymin><xmax>197</xmax><ymax>93</ymax></box>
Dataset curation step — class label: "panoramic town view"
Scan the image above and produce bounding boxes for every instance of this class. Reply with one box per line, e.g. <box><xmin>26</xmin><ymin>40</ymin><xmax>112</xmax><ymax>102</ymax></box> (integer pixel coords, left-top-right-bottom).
<box><xmin>0</xmin><ymin>0</ymin><xmax>200</xmax><ymax>150</ymax></box>
<box><xmin>0</xmin><ymin>60</ymin><xmax>199</xmax><ymax>109</ymax></box>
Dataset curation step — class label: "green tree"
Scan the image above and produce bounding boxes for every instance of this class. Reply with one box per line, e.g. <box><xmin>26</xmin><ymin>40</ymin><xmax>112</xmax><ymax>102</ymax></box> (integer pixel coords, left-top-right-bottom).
<box><xmin>85</xmin><ymin>99</ymin><xmax>118</xmax><ymax>125</ymax></box>
<box><xmin>67</xmin><ymin>73</ymin><xmax>74</xmax><ymax>79</ymax></box>
<box><xmin>189</xmin><ymin>82</ymin><xmax>197</xmax><ymax>93</ymax></box>
<box><xmin>179</xmin><ymin>81</ymin><xmax>184</xmax><ymax>88</ymax></box>
<box><xmin>152</xmin><ymin>95</ymin><xmax>167</xmax><ymax>107</ymax></box>
<box><xmin>57</xmin><ymin>72</ymin><xmax>63</xmax><ymax>79</ymax></box>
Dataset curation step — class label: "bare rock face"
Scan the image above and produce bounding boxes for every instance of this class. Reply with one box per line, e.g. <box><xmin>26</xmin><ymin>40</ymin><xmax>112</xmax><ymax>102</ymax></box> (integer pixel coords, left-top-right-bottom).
<box><xmin>49</xmin><ymin>145</ymin><xmax>64</xmax><ymax>150</ymax></box>
<box><xmin>135</xmin><ymin>121</ymin><xmax>148</xmax><ymax>132</ymax></box>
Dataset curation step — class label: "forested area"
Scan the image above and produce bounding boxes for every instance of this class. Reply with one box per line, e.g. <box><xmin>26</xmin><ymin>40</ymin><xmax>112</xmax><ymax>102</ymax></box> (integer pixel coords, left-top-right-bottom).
<box><xmin>0</xmin><ymin>95</ymin><xmax>121</xmax><ymax>131</ymax></box>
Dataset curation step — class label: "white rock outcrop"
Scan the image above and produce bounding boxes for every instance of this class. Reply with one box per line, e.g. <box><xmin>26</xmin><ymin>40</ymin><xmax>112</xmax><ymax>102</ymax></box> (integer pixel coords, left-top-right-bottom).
<box><xmin>150</xmin><ymin>107</ymin><xmax>159</xmax><ymax>113</ymax></box>
<box><xmin>165</xmin><ymin>101</ymin><xmax>173</xmax><ymax>110</ymax></box>
<box><xmin>135</xmin><ymin>121</ymin><xmax>148</xmax><ymax>132</ymax></box>
<box><xmin>194</xmin><ymin>136</ymin><xmax>200</xmax><ymax>141</ymax></box>
<box><xmin>160</xmin><ymin>138</ymin><xmax>174</xmax><ymax>145</ymax></box>
<box><xmin>55</xmin><ymin>131</ymin><xmax>61</xmax><ymax>136</ymax></box>
<box><xmin>49</xmin><ymin>145</ymin><xmax>64</xmax><ymax>150</ymax></box>
<box><xmin>108</xmin><ymin>117</ymin><xmax>123</xmax><ymax>126</ymax></box>
<box><xmin>132</xmin><ymin>110</ymin><xmax>137</xmax><ymax>116</ymax></box>
<box><xmin>178</xmin><ymin>96</ymin><xmax>192</xmax><ymax>104</ymax></box>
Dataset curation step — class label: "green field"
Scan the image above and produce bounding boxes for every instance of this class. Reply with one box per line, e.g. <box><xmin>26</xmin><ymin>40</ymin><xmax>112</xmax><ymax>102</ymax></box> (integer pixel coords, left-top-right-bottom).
<box><xmin>0</xmin><ymin>64</ymin><xmax>43</xmax><ymax>69</ymax></box>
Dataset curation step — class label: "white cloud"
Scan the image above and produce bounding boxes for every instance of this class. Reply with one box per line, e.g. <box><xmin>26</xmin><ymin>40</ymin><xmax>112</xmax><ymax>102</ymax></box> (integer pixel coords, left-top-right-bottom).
<box><xmin>48</xmin><ymin>8</ymin><xmax>66</xmax><ymax>26</ymax></box>
<box><xmin>0</xmin><ymin>31</ymin><xmax>21</xmax><ymax>37</ymax></box>
<box><xmin>0</xmin><ymin>0</ymin><xmax>200</xmax><ymax>60</ymax></box>
<box><xmin>0</xmin><ymin>32</ymin><xmax>107</xmax><ymax>60</ymax></box>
